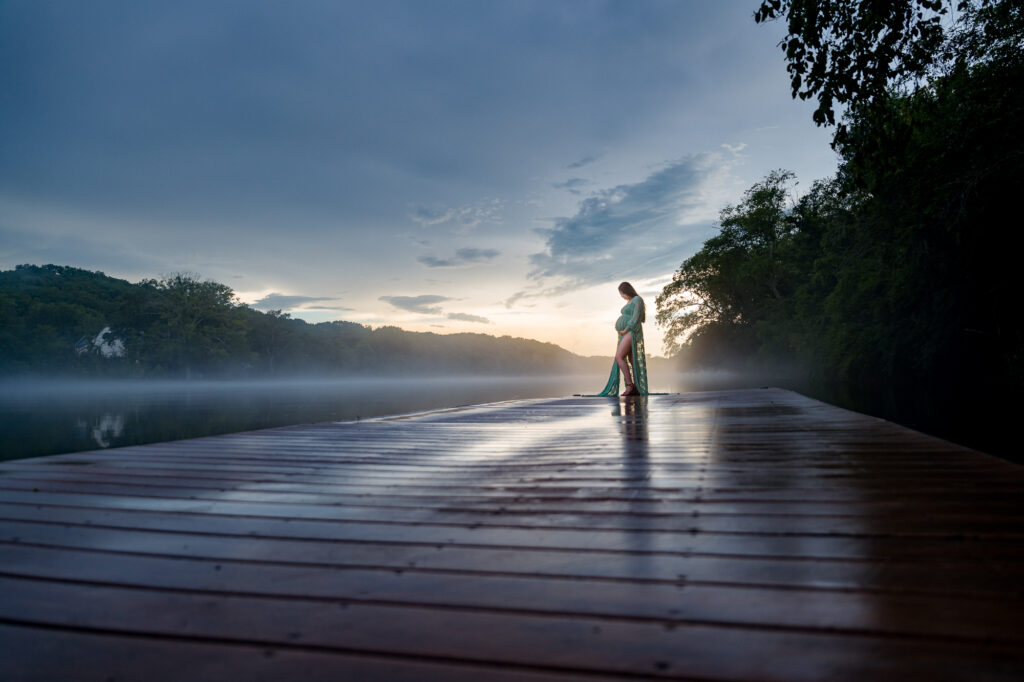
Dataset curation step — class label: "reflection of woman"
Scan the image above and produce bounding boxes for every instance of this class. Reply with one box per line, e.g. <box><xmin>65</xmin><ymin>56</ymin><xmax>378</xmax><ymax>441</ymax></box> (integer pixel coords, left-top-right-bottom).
<box><xmin>595</xmin><ymin>282</ymin><xmax>648</xmax><ymax>396</ymax></box>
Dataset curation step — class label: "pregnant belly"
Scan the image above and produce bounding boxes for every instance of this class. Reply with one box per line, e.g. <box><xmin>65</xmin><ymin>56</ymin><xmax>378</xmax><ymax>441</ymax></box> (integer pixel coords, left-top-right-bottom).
<box><xmin>615</xmin><ymin>315</ymin><xmax>630</xmax><ymax>332</ymax></box>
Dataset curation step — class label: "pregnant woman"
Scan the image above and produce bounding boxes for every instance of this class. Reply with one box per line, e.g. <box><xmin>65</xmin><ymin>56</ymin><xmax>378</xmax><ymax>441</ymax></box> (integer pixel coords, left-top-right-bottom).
<box><xmin>594</xmin><ymin>281</ymin><xmax>648</xmax><ymax>396</ymax></box>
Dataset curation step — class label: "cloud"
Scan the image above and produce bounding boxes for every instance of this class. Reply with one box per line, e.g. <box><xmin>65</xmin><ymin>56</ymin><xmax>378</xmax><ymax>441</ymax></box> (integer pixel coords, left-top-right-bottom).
<box><xmin>379</xmin><ymin>294</ymin><xmax>452</xmax><ymax>315</ymax></box>
<box><xmin>567</xmin><ymin>154</ymin><xmax>599</xmax><ymax>169</ymax></box>
<box><xmin>503</xmin><ymin>290</ymin><xmax>528</xmax><ymax>308</ymax></box>
<box><xmin>551</xmin><ymin>177</ymin><xmax>589</xmax><ymax>195</ymax></box>
<box><xmin>516</xmin><ymin>153</ymin><xmax>726</xmax><ymax>300</ymax></box>
<box><xmin>721</xmin><ymin>142</ymin><xmax>747</xmax><ymax>154</ymax></box>
<box><xmin>418</xmin><ymin>247</ymin><xmax>501</xmax><ymax>268</ymax></box>
<box><xmin>300</xmin><ymin>305</ymin><xmax>356</xmax><ymax>313</ymax></box>
<box><xmin>408</xmin><ymin>205</ymin><xmax>458</xmax><ymax>227</ymax></box>
<box><xmin>251</xmin><ymin>292</ymin><xmax>350</xmax><ymax>311</ymax></box>
<box><xmin>447</xmin><ymin>312</ymin><xmax>492</xmax><ymax>324</ymax></box>
<box><xmin>379</xmin><ymin>294</ymin><xmax>490</xmax><ymax>323</ymax></box>
<box><xmin>408</xmin><ymin>199</ymin><xmax>503</xmax><ymax>233</ymax></box>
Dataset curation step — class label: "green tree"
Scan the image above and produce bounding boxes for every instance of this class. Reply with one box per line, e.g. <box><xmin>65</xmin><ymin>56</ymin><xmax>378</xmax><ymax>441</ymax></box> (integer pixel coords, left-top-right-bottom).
<box><xmin>655</xmin><ymin>0</ymin><xmax>1022</xmax><ymax>391</ymax></box>
<box><xmin>754</xmin><ymin>0</ymin><xmax>958</xmax><ymax>126</ymax></box>
<box><xmin>752</xmin><ymin>1</ymin><xmax>1019</xmax><ymax>161</ymax></box>
<box><xmin>656</xmin><ymin>170</ymin><xmax>795</xmax><ymax>357</ymax></box>
<box><xmin>143</xmin><ymin>273</ymin><xmax>248</xmax><ymax>377</ymax></box>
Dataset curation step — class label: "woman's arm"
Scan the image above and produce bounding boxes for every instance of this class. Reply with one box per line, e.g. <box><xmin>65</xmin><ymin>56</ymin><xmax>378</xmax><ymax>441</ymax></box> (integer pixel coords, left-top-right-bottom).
<box><xmin>626</xmin><ymin>296</ymin><xmax>643</xmax><ymax>331</ymax></box>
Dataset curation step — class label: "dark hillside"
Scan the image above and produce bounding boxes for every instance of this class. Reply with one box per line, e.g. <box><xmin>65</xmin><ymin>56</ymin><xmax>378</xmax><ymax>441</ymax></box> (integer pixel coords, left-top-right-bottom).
<box><xmin>0</xmin><ymin>265</ymin><xmax>591</xmax><ymax>378</ymax></box>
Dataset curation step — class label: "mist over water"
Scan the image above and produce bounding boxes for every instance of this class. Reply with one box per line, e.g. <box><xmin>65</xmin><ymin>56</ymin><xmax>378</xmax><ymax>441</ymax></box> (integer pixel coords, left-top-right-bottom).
<box><xmin>1</xmin><ymin>368</ymin><xmax>1011</xmax><ymax>463</ymax></box>
<box><xmin>0</xmin><ymin>375</ymin><xmax>573</xmax><ymax>461</ymax></box>
<box><xmin>0</xmin><ymin>372</ymin><xmax>694</xmax><ymax>461</ymax></box>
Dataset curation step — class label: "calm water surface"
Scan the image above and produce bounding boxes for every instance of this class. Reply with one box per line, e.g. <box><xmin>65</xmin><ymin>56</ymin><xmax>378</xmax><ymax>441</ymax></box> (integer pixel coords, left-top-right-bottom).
<box><xmin>0</xmin><ymin>374</ymin><xmax>628</xmax><ymax>461</ymax></box>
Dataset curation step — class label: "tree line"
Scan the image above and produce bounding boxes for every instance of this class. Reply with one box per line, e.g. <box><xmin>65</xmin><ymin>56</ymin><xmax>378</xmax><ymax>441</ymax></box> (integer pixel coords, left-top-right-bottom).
<box><xmin>0</xmin><ymin>264</ymin><xmax>588</xmax><ymax>377</ymax></box>
<box><xmin>657</xmin><ymin>1</ymin><xmax>1022</xmax><ymax>407</ymax></box>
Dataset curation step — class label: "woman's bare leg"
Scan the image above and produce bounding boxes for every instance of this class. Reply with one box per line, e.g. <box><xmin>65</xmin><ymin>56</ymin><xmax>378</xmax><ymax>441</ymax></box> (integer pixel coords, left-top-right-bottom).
<box><xmin>615</xmin><ymin>332</ymin><xmax>633</xmax><ymax>386</ymax></box>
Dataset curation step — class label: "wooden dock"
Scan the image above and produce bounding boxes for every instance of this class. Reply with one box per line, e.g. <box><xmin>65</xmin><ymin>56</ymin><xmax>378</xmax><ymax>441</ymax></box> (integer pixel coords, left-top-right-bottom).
<box><xmin>1</xmin><ymin>388</ymin><xmax>1023</xmax><ymax>681</ymax></box>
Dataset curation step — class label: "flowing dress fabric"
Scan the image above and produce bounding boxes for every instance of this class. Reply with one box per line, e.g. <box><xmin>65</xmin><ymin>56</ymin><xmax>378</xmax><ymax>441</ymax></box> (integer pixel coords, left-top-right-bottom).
<box><xmin>594</xmin><ymin>296</ymin><xmax>648</xmax><ymax>396</ymax></box>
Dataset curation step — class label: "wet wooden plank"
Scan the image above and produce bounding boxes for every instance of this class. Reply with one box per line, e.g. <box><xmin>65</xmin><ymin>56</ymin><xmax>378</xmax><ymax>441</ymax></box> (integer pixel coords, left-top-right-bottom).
<box><xmin>0</xmin><ymin>624</ymin><xmax>604</xmax><ymax>682</ymax></box>
<box><xmin>3</xmin><ymin>500</ymin><xmax>1022</xmax><ymax>563</ymax></box>
<box><xmin>1</xmin><ymin>388</ymin><xmax>1023</xmax><ymax>680</ymax></box>
<box><xmin>3</xmin><ymin>519</ymin><xmax>1021</xmax><ymax>597</ymax></box>
<box><xmin>2</xmin><ymin>483</ymin><xmax>1024</xmax><ymax>536</ymax></box>
<box><xmin>3</xmin><ymin>576</ymin><xmax>1024</xmax><ymax>682</ymax></box>
<box><xmin>5</xmin><ymin>471</ymin><xmax>1024</xmax><ymax>516</ymax></box>
<box><xmin>3</xmin><ymin>542</ymin><xmax>1023</xmax><ymax>641</ymax></box>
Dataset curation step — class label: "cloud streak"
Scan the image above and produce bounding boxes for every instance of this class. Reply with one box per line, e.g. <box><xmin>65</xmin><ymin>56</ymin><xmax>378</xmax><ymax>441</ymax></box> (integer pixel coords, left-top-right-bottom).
<box><xmin>379</xmin><ymin>294</ymin><xmax>452</xmax><ymax>315</ymax></box>
<box><xmin>567</xmin><ymin>154</ymin><xmax>599</xmax><ymax>169</ymax></box>
<box><xmin>418</xmin><ymin>247</ymin><xmax>501</xmax><ymax>268</ymax></box>
<box><xmin>250</xmin><ymin>293</ymin><xmax>351</xmax><ymax>312</ymax></box>
<box><xmin>408</xmin><ymin>199</ymin><xmax>503</xmax><ymax>233</ymax></box>
<box><xmin>520</xmin><ymin>153</ymin><xmax>727</xmax><ymax>299</ymax></box>
<box><xmin>447</xmin><ymin>312</ymin><xmax>491</xmax><ymax>324</ymax></box>
<box><xmin>379</xmin><ymin>294</ymin><xmax>491</xmax><ymax>324</ymax></box>
<box><xmin>551</xmin><ymin>177</ymin><xmax>589</xmax><ymax>195</ymax></box>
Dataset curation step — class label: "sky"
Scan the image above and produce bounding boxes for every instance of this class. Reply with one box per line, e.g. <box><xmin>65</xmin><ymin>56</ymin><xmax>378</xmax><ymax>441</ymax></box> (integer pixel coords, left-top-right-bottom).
<box><xmin>0</xmin><ymin>0</ymin><xmax>838</xmax><ymax>357</ymax></box>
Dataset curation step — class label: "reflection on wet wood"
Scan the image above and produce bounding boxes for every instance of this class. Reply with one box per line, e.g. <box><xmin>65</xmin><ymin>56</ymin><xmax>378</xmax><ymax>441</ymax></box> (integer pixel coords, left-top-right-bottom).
<box><xmin>1</xmin><ymin>388</ymin><xmax>1023</xmax><ymax>681</ymax></box>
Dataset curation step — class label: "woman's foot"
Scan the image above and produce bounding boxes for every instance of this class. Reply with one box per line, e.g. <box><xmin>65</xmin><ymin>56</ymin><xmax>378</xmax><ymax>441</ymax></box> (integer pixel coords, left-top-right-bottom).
<box><xmin>621</xmin><ymin>383</ymin><xmax>639</xmax><ymax>396</ymax></box>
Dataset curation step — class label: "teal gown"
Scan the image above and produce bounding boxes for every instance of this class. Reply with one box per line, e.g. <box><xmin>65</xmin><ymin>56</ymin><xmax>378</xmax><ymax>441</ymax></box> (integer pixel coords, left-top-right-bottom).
<box><xmin>594</xmin><ymin>295</ymin><xmax>648</xmax><ymax>396</ymax></box>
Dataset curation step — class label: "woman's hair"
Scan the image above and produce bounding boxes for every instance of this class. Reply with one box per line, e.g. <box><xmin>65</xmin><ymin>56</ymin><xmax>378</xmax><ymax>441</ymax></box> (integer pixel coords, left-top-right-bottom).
<box><xmin>617</xmin><ymin>281</ymin><xmax>645</xmax><ymax>323</ymax></box>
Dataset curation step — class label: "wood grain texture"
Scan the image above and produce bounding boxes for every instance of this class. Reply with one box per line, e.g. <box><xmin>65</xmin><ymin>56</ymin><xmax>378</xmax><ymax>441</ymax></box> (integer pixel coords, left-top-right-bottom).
<box><xmin>1</xmin><ymin>388</ymin><xmax>1023</xmax><ymax>681</ymax></box>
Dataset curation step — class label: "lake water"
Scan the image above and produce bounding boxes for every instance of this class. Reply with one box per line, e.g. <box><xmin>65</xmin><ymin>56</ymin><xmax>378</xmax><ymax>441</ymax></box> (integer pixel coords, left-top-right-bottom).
<box><xmin>0</xmin><ymin>371</ymin><xmax>1014</xmax><ymax>463</ymax></box>
<box><xmin>0</xmin><ymin>374</ymin><xmax>644</xmax><ymax>461</ymax></box>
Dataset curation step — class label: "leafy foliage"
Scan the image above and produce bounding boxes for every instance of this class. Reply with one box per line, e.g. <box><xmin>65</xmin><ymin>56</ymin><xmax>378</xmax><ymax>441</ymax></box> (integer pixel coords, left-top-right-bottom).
<box><xmin>659</xmin><ymin>0</ymin><xmax>1023</xmax><ymax>397</ymax></box>
<box><xmin>753</xmin><ymin>0</ymin><xmax>1002</xmax><ymax>152</ymax></box>
<box><xmin>656</xmin><ymin>170</ymin><xmax>795</xmax><ymax>357</ymax></box>
<box><xmin>140</xmin><ymin>274</ymin><xmax>248</xmax><ymax>376</ymax></box>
